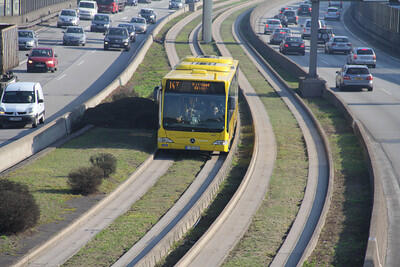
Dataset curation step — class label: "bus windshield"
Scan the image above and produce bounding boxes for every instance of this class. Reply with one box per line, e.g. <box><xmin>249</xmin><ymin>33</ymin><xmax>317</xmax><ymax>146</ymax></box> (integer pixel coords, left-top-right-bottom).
<box><xmin>163</xmin><ymin>93</ymin><xmax>225</xmax><ymax>132</ymax></box>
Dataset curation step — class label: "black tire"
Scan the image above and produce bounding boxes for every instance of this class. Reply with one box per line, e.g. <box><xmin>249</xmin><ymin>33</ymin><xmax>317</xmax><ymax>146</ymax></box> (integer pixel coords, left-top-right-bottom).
<box><xmin>39</xmin><ymin>113</ymin><xmax>45</xmax><ymax>124</ymax></box>
<box><xmin>368</xmin><ymin>87</ymin><xmax>373</xmax><ymax>92</ymax></box>
<box><xmin>32</xmin><ymin>116</ymin><xmax>38</xmax><ymax>128</ymax></box>
<box><xmin>301</xmin><ymin>52</ymin><xmax>305</xmax><ymax>56</ymax></box>
<box><xmin>125</xmin><ymin>46</ymin><xmax>130</xmax><ymax>52</ymax></box>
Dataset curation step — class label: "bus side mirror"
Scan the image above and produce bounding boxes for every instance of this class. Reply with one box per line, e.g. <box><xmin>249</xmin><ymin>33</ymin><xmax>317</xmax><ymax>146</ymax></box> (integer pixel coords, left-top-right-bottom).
<box><xmin>153</xmin><ymin>85</ymin><xmax>161</xmax><ymax>102</ymax></box>
<box><xmin>38</xmin><ymin>99</ymin><xmax>44</xmax><ymax>103</ymax></box>
<box><xmin>228</xmin><ymin>96</ymin><xmax>236</xmax><ymax>110</ymax></box>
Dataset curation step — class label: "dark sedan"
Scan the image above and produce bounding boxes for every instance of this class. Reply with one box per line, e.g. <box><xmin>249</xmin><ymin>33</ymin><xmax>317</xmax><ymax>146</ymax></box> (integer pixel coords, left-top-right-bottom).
<box><xmin>279</xmin><ymin>36</ymin><xmax>305</xmax><ymax>55</ymax></box>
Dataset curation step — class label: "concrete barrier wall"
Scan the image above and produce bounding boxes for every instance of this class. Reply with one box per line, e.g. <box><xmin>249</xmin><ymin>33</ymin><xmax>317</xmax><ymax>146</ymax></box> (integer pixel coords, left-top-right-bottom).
<box><xmin>248</xmin><ymin>2</ymin><xmax>387</xmax><ymax>266</ymax></box>
<box><xmin>0</xmin><ymin>4</ymin><xmax>192</xmax><ymax>175</ymax></box>
<box><xmin>0</xmin><ymin>1</ymin><xmax>76</xmax><ymax>27</ymax></box>
<box><xmin>351</xmin><ymin>2</ymin><xmax>400</xmax><ymax>55</ymax></box>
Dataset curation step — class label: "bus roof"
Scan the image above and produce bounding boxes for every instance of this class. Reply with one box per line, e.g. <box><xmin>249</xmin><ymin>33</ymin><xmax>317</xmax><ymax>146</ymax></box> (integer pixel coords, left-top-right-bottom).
<box><xmin>164</xmin><ymin>56</ymin><xmax>238</xmax><ymax>82</ymax></box>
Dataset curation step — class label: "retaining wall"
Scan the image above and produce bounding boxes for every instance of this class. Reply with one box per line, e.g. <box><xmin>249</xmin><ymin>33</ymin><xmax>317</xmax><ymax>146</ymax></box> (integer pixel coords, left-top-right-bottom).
<box><xmin>248</xmin><ymin>2</ymin><xmax>387</xmax><ymax>267</ymax></box>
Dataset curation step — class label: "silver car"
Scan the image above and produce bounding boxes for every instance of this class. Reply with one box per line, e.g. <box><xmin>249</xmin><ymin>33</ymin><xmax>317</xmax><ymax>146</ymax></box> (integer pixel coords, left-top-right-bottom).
<box><xmin>324</xmin><ymin>7</ymin><xmax>340</xmax><ymax>20</ymax></box>
<box><xmin>335</xmin><ymin>65</ymin><xmax>373</xmax><ymax>91</ymax></box>
<box><xmin>347</xmin><ymin>47</ymin><xmax>376</xmax><ymax>68</ymax></box>
<box><xmin>130</xmin><ymin>17</ymin><xmax>147</xmax><ymax>33</ymax></box>
<box><xmin>269</xmin><ymin>28</ymin><xmax>291</xmax><ymax>45</ymax></box>
<box><xmin>325</xmin><ymin>36</ymin><xmax>352</xmax><ymax>54</ymax></box>
<box><xmin>18</xmin><ymin>30</ymin><xmax>38</xmax><ymax>50</ymax></box>
<box><xmin>57</xmin><ymin>9</ymin><xmax>79</xmax><ymax>28</ymax></box>
<box><xmin>169</xmin><ymin>0</ymin><xmax>184</xmax><ymax>9</ymax></box>
<box><xmin>63</xmin><ymin>26</ymin><xmax>86</xmax><ymax>46</ymax></box>
<box><xmin>264</xmin><ymin>19</ymin><xmax>282</xmax><ymax>34</ymax></box>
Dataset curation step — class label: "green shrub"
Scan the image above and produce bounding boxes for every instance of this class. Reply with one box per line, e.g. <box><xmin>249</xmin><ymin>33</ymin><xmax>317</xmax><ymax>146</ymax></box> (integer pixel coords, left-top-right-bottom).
<box><xmin>68</xmin><ymin>166</ymin><xmax>103</xmax><ymax>195</ymax></box>
<box><xmin>0</xmin><ymin>179</ymin><xmax>40</xmax><ymax>234</ymax></box>
<box><xmin>90</xmin><ymin>153</ymin><xmax>117</xmax><ymax>178</ymax></box>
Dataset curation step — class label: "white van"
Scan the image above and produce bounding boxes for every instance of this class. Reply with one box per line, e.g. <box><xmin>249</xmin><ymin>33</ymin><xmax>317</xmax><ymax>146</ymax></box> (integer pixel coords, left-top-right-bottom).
<box><xmin>301</xmin><ymin>19</ymin><xmax>326</xmax><ymax>39</ymax></box>
<box><xmin>0</xmin><ymin>82</ymin><xmax>45</xmax><ymax>128</ymax></box>
<box><xmin>78</xmin><ymin>0</ymin><xmax>98</xmax><ymax>20</ymax></box>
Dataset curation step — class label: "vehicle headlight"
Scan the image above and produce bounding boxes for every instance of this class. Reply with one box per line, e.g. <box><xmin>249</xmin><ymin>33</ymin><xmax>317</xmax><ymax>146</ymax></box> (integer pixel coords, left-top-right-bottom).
<box><xmin>213</xmin><ymin>140</ymin><xmax>228</xmax><ymax>146</ymax></box>
<box><xmin>0</xmin><ymin>107</ymin><xmax>5</xmax><ymax>114</ymax></box>
<box><xmin>104</xmin><ymin>24</ymin><xmax>110</xmax><ymax>27</ymax></box>
<box><xmin>26</xmin><ymin>107</ymin><xmax>34</xmax><ymax>114</ymax></box>
<box><xmin>28</xmin><ymin>60</ymin><xmax>33</xmax><ymax>64</ymax></box>
<box><xmin>27</xmin><ymin>40</ymin><xmax>34</xmax><ymax>45</ymax></box>
<box><xmin>150</xmin><ymin>15</ymin><xmax>154</xmax><ymax>18</ymax></box>
<box><xmin>158</xmin><ymin>137</ymin><xmax>173</xmax><ymax>143</ymax></box>
<box><xmin>47</xmin><ymin>60</ymin><xmax>54</xmax><ymax>64</ymax></box>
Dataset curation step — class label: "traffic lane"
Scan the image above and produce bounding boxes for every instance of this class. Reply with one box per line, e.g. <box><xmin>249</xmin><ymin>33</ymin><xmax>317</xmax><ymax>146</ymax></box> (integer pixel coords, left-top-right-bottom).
<box><xmin>0</xmin><ymin>0</ymin><xmax>173</xmax><ymax>145</ymax></box>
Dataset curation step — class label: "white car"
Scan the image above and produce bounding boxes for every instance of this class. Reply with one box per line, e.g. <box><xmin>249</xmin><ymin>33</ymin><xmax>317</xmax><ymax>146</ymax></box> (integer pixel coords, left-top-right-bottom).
<box><xmin>57</xmin><ymin>9</ymin><xmax>79</xmax><ymax>28</ymax></box>
<box><xmin>78</xmin><ymin>0</ymin><xmax>98</xmax><ymax>20</ymax></box>
<box><xmin>264</xmin><ymin>19</ymin><xmax>282</xmax><ymax>34</ymax></box>
<box><xmin>0</xmin><ymin>82</ymin><xmax>45</xmax><ymax>128</ymax></box>
<box><xmin>324</xmin><ymin>7</ymin><xmax>340</xmax><ymax>20</ymax></box>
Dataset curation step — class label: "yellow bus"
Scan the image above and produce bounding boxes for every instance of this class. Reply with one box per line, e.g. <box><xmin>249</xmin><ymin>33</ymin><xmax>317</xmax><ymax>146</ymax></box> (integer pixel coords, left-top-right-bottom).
<box><xmin>154</xmin><ymin>55</ymin><xmax>239</xmax><ymax>152</ymax></box>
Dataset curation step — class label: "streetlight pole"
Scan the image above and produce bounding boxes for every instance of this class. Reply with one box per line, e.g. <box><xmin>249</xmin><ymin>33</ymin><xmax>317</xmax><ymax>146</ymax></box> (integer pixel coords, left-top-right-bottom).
<box><xmin>308</xmin><ymin>0</ymin><xmax>320</xmax><ymax>78</ymax></box>
<box><xmin>202</xmin><ymin>0</ymin><xmax>213</xmax><ymax>43</ymax></box>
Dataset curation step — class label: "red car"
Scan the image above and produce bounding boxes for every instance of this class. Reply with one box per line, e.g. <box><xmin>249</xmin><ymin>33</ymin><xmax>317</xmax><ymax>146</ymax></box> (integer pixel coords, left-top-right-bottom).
<box><xmin>26</xmin><ymin>47</ymin><xmax>58</xmax><ymax>73</ymax></box>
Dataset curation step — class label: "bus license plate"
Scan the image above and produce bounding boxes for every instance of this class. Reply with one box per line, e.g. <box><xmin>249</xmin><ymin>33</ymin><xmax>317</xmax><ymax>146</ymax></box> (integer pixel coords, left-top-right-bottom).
<box><xmin>185</xmin><ymin>146</ymin><xmax>200</xmax><ymax>150</ymax></box>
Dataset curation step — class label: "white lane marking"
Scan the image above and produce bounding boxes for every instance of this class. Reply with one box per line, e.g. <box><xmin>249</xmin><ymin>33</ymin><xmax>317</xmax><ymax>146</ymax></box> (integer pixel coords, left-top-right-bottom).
<box><xmin>380</xmin><ymin>87</ymin><xmax>392</xmax><ymax>96</ymax></box>
<box><xmin>121</xmin><ymin>16</ymin><xmax>128</xmax><ymax>20</ymax></box>
<box><xmin>77</xmin><ymin>60</ymin><xmax>85</xmax><ymax>66</ymax></box>
<box><xmin>56</xmin><ymin>74</ymin><xmax>66</xmax><ymax>81</ymax></box>
<box><xmin>91</xmin><ymin>50</ymin><xmax>96</xmax><ymax>54</ymax></box>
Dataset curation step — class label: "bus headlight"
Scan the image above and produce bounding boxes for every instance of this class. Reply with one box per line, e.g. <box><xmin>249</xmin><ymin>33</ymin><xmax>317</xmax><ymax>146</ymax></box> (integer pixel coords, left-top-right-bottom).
<box><xmin>158</xmin><ymin>137</ymin><xmax>173</xmax><ymax>143</ymax></box>
<box><xmin>213</xmin><ymin>140</ymin><xmax>228</xmax><ymax>146</ymax></box>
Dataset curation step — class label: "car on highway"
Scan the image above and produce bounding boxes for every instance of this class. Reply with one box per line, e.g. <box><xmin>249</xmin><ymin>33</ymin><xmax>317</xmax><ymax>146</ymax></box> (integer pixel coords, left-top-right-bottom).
<box><xmin>264</xmin><ymin>18</ymin><xmax>282</xmax><ymax>34</ymax></box>
<box><xmin>78</xmin><ymin>0</ymin><xmax>98</xmax><ymax>20</ymax></box>
<box><xmin>18</xmin><ymin>30</ymin><xmax>38</xmax><ymax>50</ymax></box>
<box><xmin>325</xmin><ymin>35</ymin><xmax>352</xmax><ymax>54</ymax></box>
<box><xmin>329</xmin><ymin>0</ymin><xmax>343</xmax><ymax>8</ymax></box>
<box><xmin>283</xmin><ymin>9</ymin><xmax>298</xmax><ymax>25</ymax></box>
<box><xmin>269</xmin><ymin>28</ymin><xmax>291</xmax><ymax>45</ymax></box>
<box><xmin>139</xmin><ymin>8</ymin><xmax>157</xmax><ymax>24</ymax></box>
<box><xmin>301</xmin><ymin>19</ymin><xmax>325</xmax><ymax>39</ymax></box>
<box><xmin>57</xmin><ymin>9</ymin><xmax>79</xmax><ymax>28</ymax></box>
<box><xmin>118</xmin><ymin>23</ymin><xmax>136</xmax><ymax>42</ymax></box>
<box><xmin>90</xmin><ymin>13</ymin><xmax>111</xmax><ymax>32</ymax></box>
<box><xmin>138</xmin><ymin>0</ymin><xmax>151</xmax><ymax>3</ymax></box>
<box><xmin>274</xmin><ymin>13</ymin><xmax>288</xmax><ymax>27</ymax></box>
<box><xmin>324</xmin><ymin>7</ymin><xmax>340</xmax><ymax>20</ymax></box>
<box><xmin>169</xmin><ymin>0</ymin><xmax>184</xmax><ymax>9</ymax></box>
<box><xmin>347</xmin><ymin>47</ymin><xmax>376</xmax><ymax>68</ymax></box>
<box><xmin>0</xmin><ymin>82</ymin><xmax>45</xmax><ymax>128</ymax></box>
<box><xmin>317</xmin><ymin>27</ymin><xmax>334</xmax><ymax>44</ymax></box>
<box><xmin>279</xmin><ymin>36</ymin><xmax>305</xmax><ymax>55</ymax></box>
<box><xmin>335</xmin><ymin>64</ymin><xmax>373</xmax><ymax>91</ymax></box>
<box><xmin>26</xmin><ymin>47</ymin><xmax>58</xmax><ymax>73</ymax></box>
<box><xmin>127</xmin><ymin>0</ymin><xmax>138</xmax><ymax>5</ymax></box>
<box><xmin>130</xmin><ymin>17</ymin><xmax>147</xmax><ymax>33</ymax></box>
<box><xmin>104</xmin><ymin>27</ymin><xmax>131</xmax><ymax>51</ymax></box>
<box><xmin>63</xmin><ymin>26</ymin><xmax>86</xmax><ymax>46</ymax></box>
<box><xmin>297</xmin><ymin>4</ymin><xmax>311</xmax><ymax>16</ymax></box>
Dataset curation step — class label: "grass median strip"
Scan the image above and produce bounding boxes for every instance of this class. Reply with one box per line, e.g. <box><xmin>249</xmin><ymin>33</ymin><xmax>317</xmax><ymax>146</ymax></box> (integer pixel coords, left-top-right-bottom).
<box><xmin>219</xmin><ymin>7</ymin><xmax>308</xmax><ymax>266</ymax></box>
<box><xmin>0</xmin><ymin>128</ymin><xmax>154</xmax><ymax>256</ymax></box>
